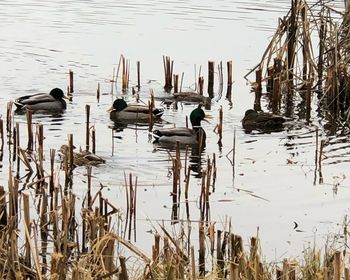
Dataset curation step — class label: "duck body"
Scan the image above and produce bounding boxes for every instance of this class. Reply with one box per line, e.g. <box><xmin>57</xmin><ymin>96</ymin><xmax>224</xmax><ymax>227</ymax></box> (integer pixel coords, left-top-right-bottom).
<box><xmin>174</xmin><ymin>92</ymin><xmax>211</xmax><ymax>109</ymax></box>
<box><xmin>153</xmin><ymin>127</ymin><xmax>206</xmax><ymax>146</ymax></box>
<box><xmin>14</xmin><ymin>88</ymin><xmax>69</xmax><ymax>112</ymax></box>
<box><xmin>153</xmin><ymin>105</ymin><xmax>207</xmax><ymax>147</ymax></box>
<box><xmin>59</xmin><ymin>145</ymin><xmax>105</xmax><ymax>167</ymax></box>
<box><xmin>242</xmin><ymin>109</ymin><xmax>286</xmax><ymax>131</ymax></box>
<box><xmin>109</xmin><ymin>99</ymin><xmax>164</xmax><ymax>122</ymax></box>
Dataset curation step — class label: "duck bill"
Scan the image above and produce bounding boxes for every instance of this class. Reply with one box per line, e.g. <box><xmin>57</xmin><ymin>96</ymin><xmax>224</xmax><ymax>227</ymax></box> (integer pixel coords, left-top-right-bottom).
<box><xmin>203</xmin><ymin>114</ymin><xmax>212</xmax><ymax>123</ymax></box>
<box><xmin>63</xmin><ymin>95</ymin><xmax>73</xmax><ymax>101</ymax></box>
<box><xmin>107</xmin><ymin>106</ymin><xmax>114</xmax><ymax>113</ymax></box>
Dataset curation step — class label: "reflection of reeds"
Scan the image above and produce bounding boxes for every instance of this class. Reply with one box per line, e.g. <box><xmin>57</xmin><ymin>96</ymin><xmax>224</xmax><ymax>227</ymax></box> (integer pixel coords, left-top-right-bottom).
<box><xmin>124</xmin><ymin>172</ymin><xmax>138</xmax><ymax>242</ymax></box>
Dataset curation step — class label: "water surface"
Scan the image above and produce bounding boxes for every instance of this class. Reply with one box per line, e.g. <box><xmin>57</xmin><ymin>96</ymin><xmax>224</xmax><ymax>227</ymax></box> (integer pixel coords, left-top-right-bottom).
<box><xmin>0</xmin><ymin>0</ymin><xmax>348</xmax><ymax>261</ymax></box>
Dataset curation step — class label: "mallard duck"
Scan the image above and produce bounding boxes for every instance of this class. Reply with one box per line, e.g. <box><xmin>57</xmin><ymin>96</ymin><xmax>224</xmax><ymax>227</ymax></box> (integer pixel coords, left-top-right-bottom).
<box><xmin>59</xmin><ymin>145</ymin><xmax>105</xmax><ymax>167</ymax></box>
<box><xmin>153</xmin><ymin>105</ymin><xmax>208</xmax><ymax>146</ymax></box>
<box><xmin>108</xmin><ymin>99</ymin><xmax>164</xmax><ymax>122</ymax></box>
<box><xmin>242</xmin><ymin>109</ymin><xmax>286</xmax><ymax>131</ymax></box>
<box><xmin>14</xmin><ymin>88</ymin><xmax>70</xmax><ymax>112</ymax></box>
<box><xmin>173</xmin><ymin>92</ymin><xmax>211</xmax><ymax>109</ymax></box>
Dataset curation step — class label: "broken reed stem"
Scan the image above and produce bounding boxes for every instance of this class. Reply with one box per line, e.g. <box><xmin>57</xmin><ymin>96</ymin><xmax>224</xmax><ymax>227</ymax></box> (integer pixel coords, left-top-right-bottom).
<box><xmin>191</xmin><ymin>245</ymin><xmax>196</xmax><ymax>279</ymax></box>
<box><xmin>97</xmin><ymin>82</ymin><xmax>100</xmax><ymax>103</ymax></box>
<box><xmin>36</xmin><ymin>123</ymin><xmax>44</xmax><ymax>165</ymax></box>
<box><xmin>0</xmin><ymin>118</ymin><xmax>4</xmax><ymax>153</ymax></box>
<box><xmin>208</xmin><ymin>61</ymin><xmax>215</xmax><ymax>98</ymax></box>
<box><xmin>137</xmin><ymin>61</ymin><xmax>141</xmax><ymax>90</ymax></box>
<box><xmin>15</xmin><ymin>122</ymin><xmax>20</xmax><ymax>176</ymax></box>
<box><xmin>119</xmin><ymin>256</ymin><xmax>129</xmax><ymax>280</ymax></box>
<box><xmin>180</xmin><ymin>72</ymin><xmax>184</xmax><ymax>93</ymax></box>
<box><xmin>174</xmin><ymin>74</ymin><xmax>179</xmax><ymax>93</ymax></box>
<box><xmin>218</xmin><ymin>61</ymin><xmax>224</xmax><ymax>99</ymax></box>
<box><xmin>40</xmin><ymin>187</ymin><xmax>48</xmax><ymax>274</ymax></box>
<box><xmin>26</xmin><ymin>110</ymin><xmax>33</xmax><ymax>151</ymax></box>
<box><xmin>0</xmin><ymin>186</ymin><xmax>7</xmax><ymax>231</ymax></box>
<box><xmin>6</xmin><ymin>101</ymin><xmax>13</xmax><ymax>144</ymax></box>
<box><xmin>314</xmin><ymin>128</ymin><xmax>319</xmax><ymax>185</ymax></box>
<box><xmin>218</xmin><ymin>106</ymin><xmax>223</xmax><ymax>145</ymax></box>
<box><xmin>87</xmin><ymin>166</ymin><xmax>92</xmax><ymax>210</ymax></box>
<box><xmin>233</xmin><ymin>129</ymin><xmax>236</xmax><ymax>177</ymax></box>
<box><xmin>163</xmin><ymin>55</ymin><xmax>173</xmax><ymax>91</ymax></box>
<box><xmin>122</xmin><ymin>55</ymin><xmax>129</xmax><ymax>92</ymax></box>
<box><xmin>68</xmin><ymin>134</ymin><xmax>74</xmax><ymax>172</ymax></box>
<box><xmin>198</xmin><ymin>222</ymin><xmax>205</xmax><ymax>276</ymax></box>
<box><xmin>334</xmin><ymin>251</ymin><xmax>341</xmax><ymax>280</ymax></box>
<box><xmin>346</xmin><ymin>268</ymin><xmax>350</xmax><ymax>280</ymax></box>
<box><xmin>85</xmin><ymin>104</ymin><xmax>90</xmax><ymax>152</ymax></box>
<box><xmin>226</xmin><ymin>60</ymin><xmax>233</xmax><ymax>102</ymax></box>
<box><xmin>198</xmin><ymin>76</ymin><xmax>204</xmax><ymax>95</ymax></box>
<box><xmin>91</xmin><ymin>126</ymin><xmax>96</xmax><ymax>154</ymax></box>
<box><xmin>227</xmin><ymin>60</ymin><xmax>233</xmax><ymax>87</ymax></box>
<box><xmin>12</xmin><ymin>123</ymin><xmax>17</xmax><ymax>163</ymax></box>
<box><xmin>23</xmin><ymin>193</ymin><xmax>31</xmax><ymax>269</ymax></box>
<box><xmin>254</xmin><ymin>68</ymin><xmax>262</xmax><ymax>111</ymax></box>
<box><xmin>152</xmin><ymin>234</ymin><xmax>160</xmax><ymax>262</ymax></box>
<box><xmin>69</xmin><ymin>69</ymin><xmax>74</xmax><ymax>94</ymax></box>
<box><xmin>272</xmin><ymin>58</ymin><xmax>282</xmax><ymax>111</ymax></box>
<box><xmin>49</xmin><ymin>149</ymin><xmax>55</xmax><ymax>210</ymax></box>
<box><xmin>319</xmin><ymin>139</ymin><xmax>325</xmax><ymax>184</ymax></box>
<box><xmin>133</xmin><ymin>176</ymin><xmax>138</xmax><ymax>242</ymax></box>
<box><xmin>171</xmin><ymin>141</ymin><xmax>181</xmax><ymax>223</ymax></box>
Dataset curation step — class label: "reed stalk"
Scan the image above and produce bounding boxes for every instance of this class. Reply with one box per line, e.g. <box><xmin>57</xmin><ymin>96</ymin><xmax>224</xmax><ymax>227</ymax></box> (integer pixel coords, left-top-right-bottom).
<box><xmin>208</xmin><ymin>61</ymin><xmax>215</xmax><ymax>98</ymax></box>
<box><xmin>69</xmin><ymin>69</ymin><xmax>74</xmax><ymax>93</ymax></box>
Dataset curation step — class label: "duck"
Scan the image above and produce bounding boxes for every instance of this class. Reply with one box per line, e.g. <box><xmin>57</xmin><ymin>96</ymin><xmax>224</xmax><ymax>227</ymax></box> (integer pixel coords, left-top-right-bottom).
<box><xmin>242</xmin><ymin>109</ymin><xmax>286</xmax><ymax>131</ymax></box>
<box><xmin>174</xmin><ymin>92</ymin><xmax>211</xmax><ymax>109</ymax></box>
<box><xmin>108</xmin><ymin>98</ymin><xmax>164</xmax><ymax>122</ymax></box>
<box><xmin>14</xmin><ymin>88</ymin><xmax>70</xmax><ymax>112</ymax></box>
<box><xmin>59</xmin><ymin>145</ymin><xmax>105</xmax><ymax>167</ymax></box>
<box><xmin>153</xmin><ymin>105</ymin><xmax>208</xmax><ymax>147</ymax></box>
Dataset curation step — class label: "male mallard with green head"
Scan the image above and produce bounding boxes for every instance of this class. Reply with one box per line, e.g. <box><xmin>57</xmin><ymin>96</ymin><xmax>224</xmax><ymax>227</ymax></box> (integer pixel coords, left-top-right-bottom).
<box><xmin>153</xmin><ymin>105</ymin><xmax>209</xmax><ymax>146</ymax></box>
<box><xmin>14</xmin><ymin>88</ymin><xmax>70</xmax><ymax>112</ymax></box>
<box><xmin>108</xmin><ymin>99</ymin><xmax>164</xmax><ymax>122</ymax></box>
<box><xmin>242</xmin><ymin>109</ymin><xmax>286</xmax><ymax>131</ymax></box>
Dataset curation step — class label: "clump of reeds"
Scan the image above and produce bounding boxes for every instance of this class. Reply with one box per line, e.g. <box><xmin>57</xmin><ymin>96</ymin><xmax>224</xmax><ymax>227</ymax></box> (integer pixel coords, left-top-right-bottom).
<box><xmin>246</xmin><ymin>0</ymin><xmax>350</xmax><ymax>124</ymax></box>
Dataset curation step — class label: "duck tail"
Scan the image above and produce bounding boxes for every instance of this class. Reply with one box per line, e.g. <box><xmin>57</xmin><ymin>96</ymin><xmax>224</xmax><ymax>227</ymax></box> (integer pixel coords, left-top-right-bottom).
<box><xmin>150</xmin><ymin>130</ymin><xmax>162</xmax><ymax>140</ymax></box>
<box><xmin>153</xmin><ymin>108</ymin><xmax>164</xmax><ymax>118</ymax></box>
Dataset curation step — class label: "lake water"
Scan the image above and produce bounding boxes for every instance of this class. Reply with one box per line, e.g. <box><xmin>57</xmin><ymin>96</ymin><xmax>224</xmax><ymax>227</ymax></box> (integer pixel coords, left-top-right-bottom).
<box><xmin>0</xmin><ymin>0</ymin><xmax>349</xmax><ymax>263</ymax></box>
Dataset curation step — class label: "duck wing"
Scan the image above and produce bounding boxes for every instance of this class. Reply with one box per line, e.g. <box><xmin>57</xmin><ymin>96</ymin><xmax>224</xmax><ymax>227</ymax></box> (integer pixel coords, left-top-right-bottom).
<box><xmin>15</xmin><ymin>93</ymin><xmax>55</xmax><ymax>107</ymax></box>
<box><xmin>123</xmin><ymin>105</ymin><xmax>151</xmax><ymax>114</ymax></box>
<box><xmin>153</xmin><ymin>127</ymin><xmax>194</xmax><ymax>138</ymax></box>
<box><xmin>124</xmin><ymin>105</ymin><xmax>164</xmax><ymax>118</ymax></box>
<box><xmin>174</xmin><ymin>92</ymin><xmax>211</xmax><ymax>104</ymax></box>
<box><xmin>256</xmin><ymin>113</ymin><xmax>285</xmax><ymax>126</ymax></box>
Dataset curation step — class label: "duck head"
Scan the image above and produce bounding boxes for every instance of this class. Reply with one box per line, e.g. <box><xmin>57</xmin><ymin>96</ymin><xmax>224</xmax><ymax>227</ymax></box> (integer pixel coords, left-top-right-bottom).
<box><xmin>190</xmin><ymin>105</ymin><xmax>208</xmax><ymax>127</ymax></box>
<box><xmin>50</xmin><ymin>88</ymin><xmax>70</xmax><ymax>100</ymax></box>
<box><xmin>107</xmin><ymin>98</ymin><xmax>128</xmax><ymax>112</ymax></box>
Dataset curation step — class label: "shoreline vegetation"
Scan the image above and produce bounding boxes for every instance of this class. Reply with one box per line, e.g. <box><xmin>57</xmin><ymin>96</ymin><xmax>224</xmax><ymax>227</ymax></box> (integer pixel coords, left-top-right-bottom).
<box><xmin>1</xmin><ymin>0</ymin><xmax>350</xmax><ymax>279</ymax></box>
